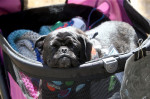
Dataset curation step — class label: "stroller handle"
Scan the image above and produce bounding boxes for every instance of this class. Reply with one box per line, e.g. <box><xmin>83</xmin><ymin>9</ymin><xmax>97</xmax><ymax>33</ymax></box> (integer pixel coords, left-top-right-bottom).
<box><xmin>0</xmin><ymin>33</ymin><xmax>150</xmax><ymax>80</ymax></box>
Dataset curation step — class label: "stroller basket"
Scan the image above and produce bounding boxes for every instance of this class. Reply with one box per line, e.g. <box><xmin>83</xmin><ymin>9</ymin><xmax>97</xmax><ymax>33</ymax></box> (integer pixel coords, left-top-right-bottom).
<box><xmin>0</xmin><ymin>0</ymin><xmax>150</xmax><ymax>99</ymax></box>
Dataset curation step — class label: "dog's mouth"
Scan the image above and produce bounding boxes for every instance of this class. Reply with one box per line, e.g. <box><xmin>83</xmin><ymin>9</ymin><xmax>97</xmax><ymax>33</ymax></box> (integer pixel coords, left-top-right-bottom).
<box><xmin>59</xmin><ymin>54</ymin><xmax>71</xmax><ymax>59</ymax></box>
<box><xmin>50</xmin><ymin>54</ymin><xmax>79</xmax><ymax>68</ymax></box>
<box><xmin>57</xmin><ymin>55</ymin><xmax>72</xmax><ymax>68</ymax></box>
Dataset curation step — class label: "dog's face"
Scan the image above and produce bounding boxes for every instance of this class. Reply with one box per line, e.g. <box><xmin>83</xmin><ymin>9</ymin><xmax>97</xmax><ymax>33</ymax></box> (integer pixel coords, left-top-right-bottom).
<box><xmin>35</xmin><ymin>27</ymin><xmax>92</xmax><ymax>68</ymax></box>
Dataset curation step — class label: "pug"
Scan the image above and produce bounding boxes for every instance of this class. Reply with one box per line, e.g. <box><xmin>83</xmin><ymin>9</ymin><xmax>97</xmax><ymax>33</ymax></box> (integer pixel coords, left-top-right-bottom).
<box><xmin>35</xmin><ymin>26</ymin><xmax>92</xmax><ymax>68</ymax></box>
<box><xmin>86</xmin><ymin>21</ymin><xmax>138</xmax><ymax>99</ymax></box>
<box><xmin>86</xmin><ymin>21</ymin><xmax>138</xmax><ymax>57</ymax></box>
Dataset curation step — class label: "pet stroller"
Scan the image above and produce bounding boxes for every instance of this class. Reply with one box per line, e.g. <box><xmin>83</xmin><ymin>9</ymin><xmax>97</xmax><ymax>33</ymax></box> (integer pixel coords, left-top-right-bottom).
<box><xmin>0</xmin><ymin>0</ymin><xmax>150</xmax><ymax>99</ymax></box>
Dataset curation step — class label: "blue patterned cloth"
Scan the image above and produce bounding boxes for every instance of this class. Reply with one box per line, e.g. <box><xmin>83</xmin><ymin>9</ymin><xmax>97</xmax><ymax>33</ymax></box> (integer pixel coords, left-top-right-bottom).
<box><xmin>7</xmin><ymin>29</ymin><xmax>42</xmax><ymax>62</ymax></box>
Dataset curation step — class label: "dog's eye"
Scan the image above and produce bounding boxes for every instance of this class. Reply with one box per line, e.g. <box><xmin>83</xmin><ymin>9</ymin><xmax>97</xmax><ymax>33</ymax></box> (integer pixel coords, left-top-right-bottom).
<box><xmin>52</xmin><ymin>43</ymin><xmax>60</xmax><ymax>48</ymax></box>
<box><xmin>67</xmin><ymin>42</ymin><xmax>74</xmax><ymax>47</ymax></box>
<box><xmin>53</xmin><ymin>45</ymin><xmax>59</xmax><ymax>48</ymax></box>
<box><xmin>68</xmin><ymin>43</ymin><xmax>77</xmax><ymax>51</ymax></box>
<box><xmin>72</xmin><ymin>45</ymin><xmax>76</xmax><ymax>50</ymax></box>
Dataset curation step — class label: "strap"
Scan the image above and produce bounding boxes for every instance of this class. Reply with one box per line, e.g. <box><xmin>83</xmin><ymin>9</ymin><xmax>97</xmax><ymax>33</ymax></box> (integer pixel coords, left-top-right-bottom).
<box><xmin>87</xmin><ymin>8</ymin><xmax>97</xmax><ymax>29</ymax></box>
<box><xmin>65</xmin><ymin>0</ymin><xmax>68</xmax><ymax>4</ymax></box>
<box><xmin>87</xmin><ymin>8</ymin><xmax>105</xmax><ymax>30</ymax></box>
<box><xmin>95</xmin><ymin>0</ymin><xmax>99</xmax><ymax>8</ymax></box>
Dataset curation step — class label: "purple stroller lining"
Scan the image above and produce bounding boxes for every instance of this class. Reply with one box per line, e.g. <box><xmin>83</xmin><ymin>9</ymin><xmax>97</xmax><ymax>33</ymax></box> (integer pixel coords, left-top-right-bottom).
<box><xmin>0</xmin><ymin>0</ymin><xmax>21</xmax><ymax>16</ymax></box>
<box><xmin>8</xmin><ymin>73</ymin><xmax>26</xmax><ymax>99</ymax></box>
<box><xmin>67</xmin><ymin>0</ymin><xmax>132</xmax><ymax>24</ymax></box>
<box><xmin>0</xmin><ymin>30</ymin><xmax>4</xmax><ymax>66</ymax></box>
<box><xmin>0</xmin><ymin>47</ymin><xmax>3</xmax><ymax>66</ymax></box>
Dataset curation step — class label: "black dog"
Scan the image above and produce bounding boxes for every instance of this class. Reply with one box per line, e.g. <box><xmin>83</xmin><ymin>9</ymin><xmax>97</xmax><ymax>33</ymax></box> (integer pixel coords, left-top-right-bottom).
<box><xmin>35</xmin><ymin>27</ymin><xmax>92</xmax><ymax>99</ymax></box>
<box><xmin>35</xmin><ymin>26</ymin><xmax>92</xmax><ymax>68</ymax></box>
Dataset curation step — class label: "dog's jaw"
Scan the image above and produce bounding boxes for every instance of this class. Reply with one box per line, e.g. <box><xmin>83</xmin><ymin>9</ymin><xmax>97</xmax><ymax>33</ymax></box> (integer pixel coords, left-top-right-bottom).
<box><xmin>51</xmin><ymin>51</ymin><xmax>80</xmax><ymax>68</ymax></box>
<box><xmin>58</xmin><ymin>57</ymin><xmax>71</xmax><ymax>68</ymax></box>
<box><xmin>46</xmin><ymin>54</ymin><xmax>80</xmax><ymax>68</ymax></box>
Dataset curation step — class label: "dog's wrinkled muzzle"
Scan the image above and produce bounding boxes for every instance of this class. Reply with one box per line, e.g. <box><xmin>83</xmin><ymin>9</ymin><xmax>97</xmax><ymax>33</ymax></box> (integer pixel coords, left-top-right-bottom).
<box><xmin>58</xmin><ymin>56</ymin><xmax>71</xmax><ymax>68</ymax></box>
<box><xmin>58</xmin><ymin>46</ymin><xmax>71</xmax><ymax>68</ymax></box>
<box><xmin>51</xmin><ymin>46</ymin><xmax>76</xmax><ymax>68</ymax></box>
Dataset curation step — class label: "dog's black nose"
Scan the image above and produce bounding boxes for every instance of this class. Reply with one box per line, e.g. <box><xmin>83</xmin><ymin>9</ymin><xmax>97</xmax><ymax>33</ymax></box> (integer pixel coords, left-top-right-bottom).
<box><xmin>59</xmin><ymin>46</ymin><xmax>68</xmax><ymax>53</ymax></box>
<box><xmin>62</xmin><ymin>48</ymin><xmax>68</xmax><ymax>53</ymax></box>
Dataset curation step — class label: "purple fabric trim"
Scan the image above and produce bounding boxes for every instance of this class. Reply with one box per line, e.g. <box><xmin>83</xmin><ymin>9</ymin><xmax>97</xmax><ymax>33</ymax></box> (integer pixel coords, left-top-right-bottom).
<box><xmin>0</xmin><ymin>47</ymin><xmax>3</xmax><ymax>65</ymax></box>
<box><xmin>95</xmin><ymin>0</ymin><xmax>99</xmax><ymax>8</ymax></box>
<box><xmin>107</xmin><ymin>0</ymin><xmax>122</xmax><ymax>21</ymax></box>
<box><xmin>117</xmin><ymin>0</ymin><xmax>132</xmax><ymax>25</ymax></box>
<box><xmin>68</xmin><ymin>0</ymin><xmax>97</xmax><ymax>7</ymax></box>
<box><xmin>0</xmin><ymin>0</ymin><xmax>21</xmax><ymax>16</ymax></box>
<box><xmin>0</xmin><ymin>29</ymin><xmax>4</xmax><ymax>66</ymax></box>
<box><xmin>8</xmin><ymin>72</ymin><xmax>26</xmax><ymax>99</ymax></box>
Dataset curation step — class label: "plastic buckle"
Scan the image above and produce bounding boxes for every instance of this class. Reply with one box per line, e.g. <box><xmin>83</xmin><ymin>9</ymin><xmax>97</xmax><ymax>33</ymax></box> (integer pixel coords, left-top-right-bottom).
<box><xmin>102</xmin><ymin>57</ymin><xmax>118</xmax><ymax>73</ymax></box>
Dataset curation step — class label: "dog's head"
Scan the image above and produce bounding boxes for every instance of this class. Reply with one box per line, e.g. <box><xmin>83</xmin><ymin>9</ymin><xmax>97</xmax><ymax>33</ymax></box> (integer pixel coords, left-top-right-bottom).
<box><xmin>35</xmin><ymin>27</ymin><xmax>92</xmax><ymax>68</ymax></box>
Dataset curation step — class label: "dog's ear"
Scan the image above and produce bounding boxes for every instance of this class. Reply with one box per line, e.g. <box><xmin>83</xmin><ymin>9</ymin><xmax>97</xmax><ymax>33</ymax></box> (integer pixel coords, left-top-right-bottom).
<box><xmin>35</xmin><ymin>35</ymin><xmax>46</xmax><ymax>53</ymax></box>
<box><xmin>76</xmin><ymin>29</ymin><xmax>92</xmax><ymax>63</ymax></box>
